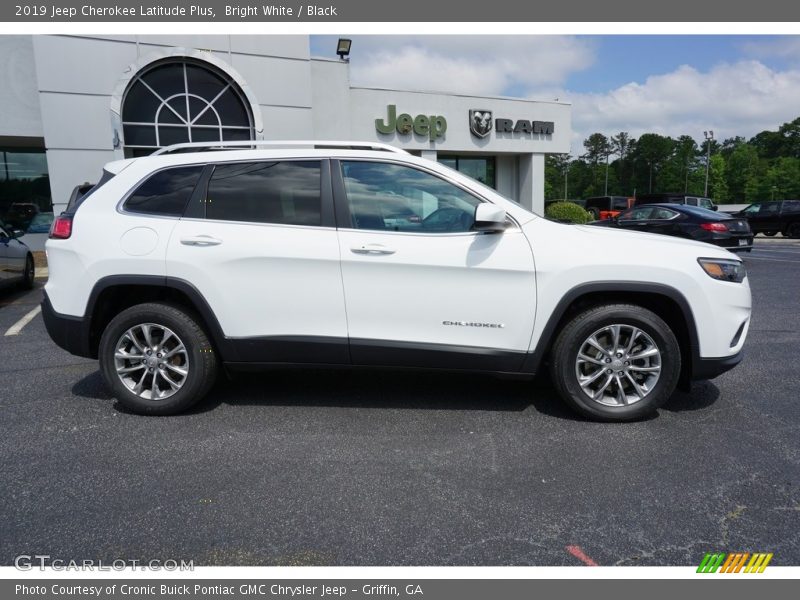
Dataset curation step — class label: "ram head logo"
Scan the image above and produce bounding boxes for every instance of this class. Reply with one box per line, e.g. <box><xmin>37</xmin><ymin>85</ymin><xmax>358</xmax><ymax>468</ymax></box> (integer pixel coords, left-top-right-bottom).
<box><xmin>469</xmin><ymin>110</ymin><xmax>493</xmax><ymax>138</ymax></box>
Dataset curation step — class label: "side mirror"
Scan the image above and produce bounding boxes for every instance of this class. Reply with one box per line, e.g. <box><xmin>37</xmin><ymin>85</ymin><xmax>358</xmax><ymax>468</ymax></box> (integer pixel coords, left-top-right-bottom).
<box><xmin>473</xmin><ymin>203</ymin><xmax>507</xmax><ymax>233</ymax></box>
<box><xmin>711</xmin><ymin>205</ymin><xmax>718</xmax><ymax>211</ymax></box>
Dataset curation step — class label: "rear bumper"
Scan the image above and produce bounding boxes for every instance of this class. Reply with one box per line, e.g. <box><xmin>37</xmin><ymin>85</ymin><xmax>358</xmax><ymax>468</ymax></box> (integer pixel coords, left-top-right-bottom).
<box><xmin>41</xmin><ymin>291</ymin><xmax>94</xmax><ymax>358</ymax></box>
<box><xmin>691</xmin><ymin>350</ymin><xmax>743</xmax><ymax>380</ymax></box>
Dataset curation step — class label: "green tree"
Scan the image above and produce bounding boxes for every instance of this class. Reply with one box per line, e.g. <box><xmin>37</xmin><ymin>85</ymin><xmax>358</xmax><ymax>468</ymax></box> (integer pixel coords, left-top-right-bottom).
<box><xmin>708</xmin><ymin>154</ymin><xmax>729</xmax><ymax>202</ymax></box>
<box><xmin>633</xmin><ymin>133</ymin><xmax>674</xmax><ymax>193</ymax></box>
<box><xmin>582</xmin><ymin>133</ymin><xmax>611</xmax><ymax>193</ymax></box>
<box><xmin>725</xmin><ymin>143</ymin><xmax>760</xmax><ymax>202</ymax></box>
<box><xmin>610</xmin><ymin>132</ymin><xmax>634</xmax><ymax>195</ymax></box>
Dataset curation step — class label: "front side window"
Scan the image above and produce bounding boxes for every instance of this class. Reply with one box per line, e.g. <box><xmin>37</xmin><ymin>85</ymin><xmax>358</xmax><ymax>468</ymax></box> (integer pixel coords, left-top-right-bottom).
<box><xmin>341</xmin><ymin>161</ymin><xmax>481</xmax><ymax>233</ymax></box>
<box><xmin>124</xmin><ymin>165</ymin><xmax>204</xmax><ymax>216</ymax></box>
<box><xmin>205</xmin><ymin>161</ymin><xmax>321</xmax><ymax>226</ymax></box>
<box><xmin>698</xmin><ymin>198</ymin><xmax>714</xmax><ymax>209</ymax></box>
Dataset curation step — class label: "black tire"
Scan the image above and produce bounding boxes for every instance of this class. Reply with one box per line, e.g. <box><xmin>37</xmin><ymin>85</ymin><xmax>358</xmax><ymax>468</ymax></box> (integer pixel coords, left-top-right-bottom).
<box><xmin>19</xmin><ymin>254</ymin><xmax>34</xmax><ymax>290</ymax></box>
<box><xmin>588</xmin><ymin>208</ymin><xmax>600</xmax><ymax>220</ymax></box>
<box><xmin>763</xmin><ymin>231</ymin><xmax>777</xmax><ymax>237</ymax></box>
<box><xmin>98</xmin><ymin>302</ymin><xmax>218</xmax><ymax>415</ymax></box>
<box><xmin>785</xmin><ymin>223</ymin><xmax>800</xmax><ymax>239</ymax></box>
<box><xmin>548</xmin><ymin>304</ymin><xmax>681</xmax><ymax>422</ymax></box>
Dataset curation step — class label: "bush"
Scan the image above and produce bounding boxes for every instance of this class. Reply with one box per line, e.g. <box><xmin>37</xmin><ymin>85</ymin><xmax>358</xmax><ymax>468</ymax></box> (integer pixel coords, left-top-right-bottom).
<box><xmin>545</xmin><ymin>201</ymin><xmax>592</xmax><ymax>224</ymax></box>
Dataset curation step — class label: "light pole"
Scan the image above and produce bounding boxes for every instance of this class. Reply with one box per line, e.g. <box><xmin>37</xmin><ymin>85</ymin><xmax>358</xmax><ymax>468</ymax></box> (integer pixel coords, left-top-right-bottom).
<box><xmin>704</xmin><ymin>130</ymin><xmax>714</xmax><ymax>197</ymax></box>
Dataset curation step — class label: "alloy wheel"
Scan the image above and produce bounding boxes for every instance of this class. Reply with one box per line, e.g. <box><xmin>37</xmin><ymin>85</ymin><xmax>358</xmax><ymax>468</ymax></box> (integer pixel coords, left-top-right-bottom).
<box><xmin>574</xmin><ymin>324</ymin><xmax>662</xmax><ymax>407</ymax></box>
<box><xmin>113</xmin><ymin>323</ymin><xmax>189</xmax><ymax>400</ymax></box>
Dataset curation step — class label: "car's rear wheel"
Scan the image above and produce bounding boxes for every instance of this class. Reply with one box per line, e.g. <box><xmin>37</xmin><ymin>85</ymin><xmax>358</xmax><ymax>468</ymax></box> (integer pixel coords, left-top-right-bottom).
<box><xmin>19</xmin><ymin>254</ymin><xmax>34</xmax><ymax>290</ymax></box>
<box><xmin>763</xmin><ymin>231</ymin><xmax>777</xmax><ymax>237</ymax></box>
<box><xmin>549</xmin><ymin>304</ymin><xmax>681</xmax><ymax>421</ymax></box>
<box><xmin>99</xmin><ymin>303</ymin><xmax>218</xmax><ymax>415</ymax></box>
<box><xmin>785</xmin><ymin>223</ymin><xmax>800</xmax><ymax>239</ymax></box>
<box><xmin>588</xmin><ymin>208</ymin><xmax>600</xmax><ymax>220</ymax></box>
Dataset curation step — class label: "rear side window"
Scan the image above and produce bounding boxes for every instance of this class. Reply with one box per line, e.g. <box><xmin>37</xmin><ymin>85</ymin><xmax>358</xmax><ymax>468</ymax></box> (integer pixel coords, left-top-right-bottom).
<box><xmin>585</xmin><ymin>197</ymin><xmax>609</xmax><ymax>209</ymax></box>
<box><xmin>124</xmin><ymin>165</ymin><xmax>204</xmax><ymax>217</ymax></box>
<box><xmin>783</xmin><ymin>200</ymin><xmax>800</xmax><ymax>213</ymax></box>
<box><xmin>612</xmin><ymin>197</ymin><xmax>629</xmax><ymax>210</ymax></box>
<box><xmin>205</xmin><ymin>161</ymin><xmax>321</xmax><ymax>226</ymax></box>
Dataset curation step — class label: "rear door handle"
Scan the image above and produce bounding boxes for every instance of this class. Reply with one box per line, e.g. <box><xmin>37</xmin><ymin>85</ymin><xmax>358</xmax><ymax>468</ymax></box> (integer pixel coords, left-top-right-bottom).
<box><xmin>350</xmin><ymin>243</ymin><xmax>396</xmax><ymax>255</ymax></box>
<box><xmin>180</xmin><ymin>235</ymin><xmax>222</xmax><ymax>247</ymax></box>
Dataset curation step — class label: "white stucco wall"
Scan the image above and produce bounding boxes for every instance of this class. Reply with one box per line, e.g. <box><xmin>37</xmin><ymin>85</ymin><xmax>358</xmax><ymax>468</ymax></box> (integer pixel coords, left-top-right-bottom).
<box><xmin>0</xmin><ymin>36</ymin><xmax>43</xmax><ymax>138</ymax></box>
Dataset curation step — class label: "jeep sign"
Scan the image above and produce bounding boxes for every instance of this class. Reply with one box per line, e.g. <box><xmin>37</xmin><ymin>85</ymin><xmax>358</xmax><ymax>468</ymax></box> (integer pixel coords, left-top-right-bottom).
<box><xmin>375</xmin><ymin>105</ymin><xmax>447</xmax><ymax>141</ymax></box>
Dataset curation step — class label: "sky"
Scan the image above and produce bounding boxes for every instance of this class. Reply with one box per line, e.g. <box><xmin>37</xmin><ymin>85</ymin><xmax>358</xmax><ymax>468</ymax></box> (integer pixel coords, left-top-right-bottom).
<box><xmin>310</xmin><ymin>35</ymin><xmax>800</xmax><ymax>153</ymax></box>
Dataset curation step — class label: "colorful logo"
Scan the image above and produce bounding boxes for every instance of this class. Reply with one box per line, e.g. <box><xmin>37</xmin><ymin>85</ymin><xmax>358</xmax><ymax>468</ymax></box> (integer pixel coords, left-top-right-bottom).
<box><xmin>697</xmin><ymin>552</ymin><xmax>773</xmax><ymax>573</ymax></box>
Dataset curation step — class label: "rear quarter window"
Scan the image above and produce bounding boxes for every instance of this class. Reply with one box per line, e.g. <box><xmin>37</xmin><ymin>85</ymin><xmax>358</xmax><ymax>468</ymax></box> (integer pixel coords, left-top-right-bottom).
<box><xmin>124</xmin><ymin>165</ymin><xmax>204</xmax><ymax>217</ymax></box>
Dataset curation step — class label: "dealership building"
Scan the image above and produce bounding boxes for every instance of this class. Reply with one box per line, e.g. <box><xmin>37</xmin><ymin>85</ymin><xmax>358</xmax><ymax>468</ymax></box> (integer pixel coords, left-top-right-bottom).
<box><xmin>0</xmin><ymin>34</ymin><xmax>571</xmax><ymax>244</ymax></box>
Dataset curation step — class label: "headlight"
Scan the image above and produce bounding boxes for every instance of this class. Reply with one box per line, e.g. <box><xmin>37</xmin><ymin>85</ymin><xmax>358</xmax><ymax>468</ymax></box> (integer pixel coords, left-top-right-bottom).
<box><xmin>698</xmin><ymin>258</ymin><xmax>746</xmax><ymax>283</ymax></box>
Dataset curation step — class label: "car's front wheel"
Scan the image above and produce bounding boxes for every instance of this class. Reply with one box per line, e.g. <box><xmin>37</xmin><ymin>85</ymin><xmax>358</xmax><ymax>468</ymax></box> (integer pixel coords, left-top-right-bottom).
<box><xmin>785</xmin><ymin>223</ymin><xmax>800</xmax><ymax>239</ymax></box>
<box><xmin>99</xmin><ymin>303</ymin><xmax>218</xmax><ymax>415</ymax></box>
<box><xmin>549</xmin><ymin>304</ymin><xmax>681</xmax><ymax>421</ymax></box>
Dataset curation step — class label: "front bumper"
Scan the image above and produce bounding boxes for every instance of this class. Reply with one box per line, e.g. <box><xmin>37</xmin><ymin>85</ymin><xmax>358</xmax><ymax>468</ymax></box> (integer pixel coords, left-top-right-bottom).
<box><xmin>41</xmin><ymin>291</ymin><xmax>94</xmax><ymax>358</ymax></box>
<box><xmin>691</xmin><ymin>350</ymin><xmax>743</xmax><ymax>380</ymax></box>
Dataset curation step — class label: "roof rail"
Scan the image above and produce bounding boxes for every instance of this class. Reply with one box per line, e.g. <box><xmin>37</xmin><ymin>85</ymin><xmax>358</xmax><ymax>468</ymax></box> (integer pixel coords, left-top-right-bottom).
<box><xmin>151</xmin><ymin>140</ymin><xmax>409</xmax><ymax>156</ymax></box>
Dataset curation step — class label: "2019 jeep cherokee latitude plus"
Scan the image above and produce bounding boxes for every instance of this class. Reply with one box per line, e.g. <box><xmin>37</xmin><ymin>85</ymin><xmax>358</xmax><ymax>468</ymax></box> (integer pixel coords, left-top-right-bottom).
<box><xmin>42</xmin><ymin>141</ymin><xmax>751</xmax><ymax>421</ymax></box>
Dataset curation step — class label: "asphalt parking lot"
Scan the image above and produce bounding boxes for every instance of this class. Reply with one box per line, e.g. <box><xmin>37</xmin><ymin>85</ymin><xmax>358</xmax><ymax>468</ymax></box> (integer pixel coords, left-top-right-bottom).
<box><xmin>1</xmin><ymin>238</ymin><xmax>798</xmax><ymax>567</ymax></box>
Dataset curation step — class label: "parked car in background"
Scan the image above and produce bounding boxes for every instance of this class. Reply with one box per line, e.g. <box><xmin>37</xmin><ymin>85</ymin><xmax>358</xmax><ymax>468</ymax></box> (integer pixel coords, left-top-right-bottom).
<box><xmin>733</xmin><ymin>200</ymin><xmax>800</xmax><ymax>238</ymax></box>
<box><xmin>26</xmin><ymin>212</ymin><xmax>54</xmax><ymax>234</ymax></box>
<box><xmin>584</xmin><ymin>195</ymin><xmax>633</xmax><ymax>220</ymax></box>
<box><xmin>0</xmin><ymin>220</ymin><xmax>35</xmax><ymax>290</ymax></box>
<box><xmin>4</xmin><ymin>202</ymin><xmax>40</xmax><ymax>231</ymax></box>
<box><xmin>589</xmin><ymin>203</ymin><xmax>753</xmax><ymax>252</ymax></box>
<box><xmin>634</xmin><ymin>193</ymin><xmax>717</xmax><ymax>211</ymax></box>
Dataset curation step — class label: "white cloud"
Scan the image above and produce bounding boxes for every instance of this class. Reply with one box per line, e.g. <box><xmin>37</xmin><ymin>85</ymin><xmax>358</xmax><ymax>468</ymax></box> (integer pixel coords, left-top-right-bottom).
<box><xmin>563</xmin><ymin>61</ymin><xmax>800</xmax><ymax>152</ymax></box>
<box><xmin>740</xmin><ymin>37</ymin><xmax>800</xmax><ymax>63</ymax></box>
<box><xmin>318</xmin><ymin>35</ymin><xmax>595</xmax><ymax>97</ymax></box>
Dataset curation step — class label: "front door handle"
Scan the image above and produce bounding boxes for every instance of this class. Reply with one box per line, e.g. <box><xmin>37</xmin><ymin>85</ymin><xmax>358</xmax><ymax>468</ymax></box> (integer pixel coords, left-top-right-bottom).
<box><xmin>180</xmin><ymin>235</ymin><xmax>222</xmax><ymax>247</ymax></box>
<box><xmin>350</xmin><ymin>243</ymin><xmax>396</xmax><ymax>255</ymax></box>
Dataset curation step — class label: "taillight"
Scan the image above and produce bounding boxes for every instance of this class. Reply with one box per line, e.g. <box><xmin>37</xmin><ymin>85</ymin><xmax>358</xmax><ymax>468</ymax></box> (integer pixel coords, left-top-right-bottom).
<box><xmin>50</xmin><ymin>214</ymin><xmax>73</xmax><ymax>239</ymax></box>
<box><xmin>700</xmin><ymin>222</ymin><xmax>728</xmax><ymax>232</ymax></box>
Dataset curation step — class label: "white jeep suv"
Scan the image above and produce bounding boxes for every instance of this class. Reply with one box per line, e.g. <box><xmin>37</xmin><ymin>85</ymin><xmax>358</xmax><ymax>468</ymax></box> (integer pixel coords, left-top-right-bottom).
<box><xmin>43</xmin><ymin>141</ymin><xmax>751</xmax><ymax>421</ymax></box>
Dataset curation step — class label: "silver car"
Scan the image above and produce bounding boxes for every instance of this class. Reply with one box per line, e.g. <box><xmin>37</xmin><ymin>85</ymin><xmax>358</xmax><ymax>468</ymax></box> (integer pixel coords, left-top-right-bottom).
<box><xmin>0</xmin><ymin>221</ymin><xmax>35</xmax><ymax>290</ymax></box>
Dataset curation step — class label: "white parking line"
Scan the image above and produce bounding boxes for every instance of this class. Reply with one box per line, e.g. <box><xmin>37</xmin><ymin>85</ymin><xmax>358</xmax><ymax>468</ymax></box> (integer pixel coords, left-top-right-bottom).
<box><xmin>4</xmin><ymin>306</ymin><xmax>42</xmax><ymax>337</ymax></box>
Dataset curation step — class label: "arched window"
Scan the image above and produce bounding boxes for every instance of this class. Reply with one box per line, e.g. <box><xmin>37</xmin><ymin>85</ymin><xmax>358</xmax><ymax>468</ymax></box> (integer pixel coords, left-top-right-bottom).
<box><xmin>121</xmin><ymin>59</ymin><xmax>254</xmax><ymax>157</ymax></box>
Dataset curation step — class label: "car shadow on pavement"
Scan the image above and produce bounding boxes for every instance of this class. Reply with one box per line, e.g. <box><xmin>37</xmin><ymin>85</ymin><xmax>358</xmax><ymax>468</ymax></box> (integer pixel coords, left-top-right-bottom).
<box><xmin>70</xmin><ymin>369</ymin><xmax>718</xmax><ymax>420</ymax></box>
<box><xmin>70</xmin><ymin>368</ymin><xmax>585</xmax><ymax>420</ymax></box>
<box><xmin>662</xmin><ymin>380</ymin><xmax>721</xmax><ymax>413</ymax></box>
